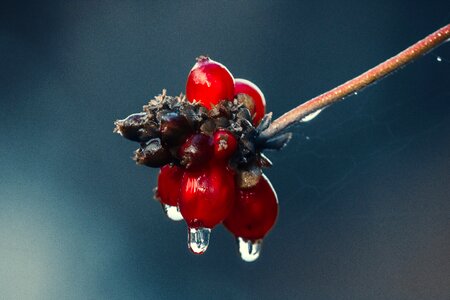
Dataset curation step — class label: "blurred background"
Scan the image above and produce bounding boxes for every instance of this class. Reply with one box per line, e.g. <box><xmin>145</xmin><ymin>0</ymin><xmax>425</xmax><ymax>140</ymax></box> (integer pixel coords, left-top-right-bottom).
<box><xmin>1</xmin><ymin>1</ymin><xmax>449</xmax><ymax>299</ymax></box>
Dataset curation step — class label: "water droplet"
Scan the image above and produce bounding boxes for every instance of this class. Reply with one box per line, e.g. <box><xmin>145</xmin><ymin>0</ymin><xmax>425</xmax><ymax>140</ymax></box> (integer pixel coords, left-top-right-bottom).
<box><xmin>237</xmin><ymin>237</ymin><xmax>263</xmax><ymax>262</ymax></box>
<box><xmin>436</xmin><ymin>56</ymin><xmax>442</xmax><ymax>62</ymax></box>
<box><xmin>188</xmin><ymin>227</ymin><xmax>211</xmax><ymax>254</ymax></box>
<box><xmin>354</xmin><ymin>91</ymin><xmax>358</xmax><ymax>95</ymax></box>
<box><xmin>161</xmin><ymin>203</ymin><xmax>183</xmax><ymax>221</ymax></box>
<box><xmin>300</xmin><ymin>109</ymin><xmax>322</xmax><ymax>122</ymax></box>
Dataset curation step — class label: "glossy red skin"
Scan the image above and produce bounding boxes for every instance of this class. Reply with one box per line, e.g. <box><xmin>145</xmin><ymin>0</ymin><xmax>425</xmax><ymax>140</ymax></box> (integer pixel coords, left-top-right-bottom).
<box><xmin>234</xmin><ymin>78</ymin><xmax>266</xmax><ymax>125</ymax></box>
<box><xmin>179</xmin><ymin>133</ymin><xmax>214</xmax><ymax>170</ymax></box>
<box><xmin>213</xmin><ymin>129</ymin><xmax>238</xmax><ymax>160</ymax></box>
<box><xmin>186</xmin><ymin>57</ymin><xmax>235</xmax><ymax>109</ymax></box>
<box><xmin>157</xmin><ymin>165</ymin><xmax>184</xmax><ymax>206</ymax></box>
<box><xmin>223</xmin><ymin>174</ymin><xmax>278</xmax><ymax>240</ymax></box>
<box><xmin>179</xmin><ymin>163</ymin><xmax>235</xmax><ymax>228</ymax></box>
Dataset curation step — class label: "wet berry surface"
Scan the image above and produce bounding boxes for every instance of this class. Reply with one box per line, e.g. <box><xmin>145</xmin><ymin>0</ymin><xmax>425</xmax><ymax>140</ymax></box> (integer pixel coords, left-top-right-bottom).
<box><xmin>115</xmin><ymin>57</ymin><xmax>291</xmax><ymax>260</ymax></box>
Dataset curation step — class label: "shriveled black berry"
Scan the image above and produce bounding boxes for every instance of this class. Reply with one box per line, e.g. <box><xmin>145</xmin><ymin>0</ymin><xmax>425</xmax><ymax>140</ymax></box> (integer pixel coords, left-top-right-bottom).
<box><xmin>134</xmin><ymin>138</ymin><xmax>172</xmax><ymax>167</ymax></box>
<box><xmin>159</xmin><ymin>112</ymin><xmax>193</xmax><ymax>146</ymax></box>
<box><xmin>115</xmin><ymin>93</ymin><xmax>291</xmax><ymax>173</ymax></box>
<box><xmin>114</xmin><ymin>113</ymin><xmax>157</xmax><ymax>142</ymax></box>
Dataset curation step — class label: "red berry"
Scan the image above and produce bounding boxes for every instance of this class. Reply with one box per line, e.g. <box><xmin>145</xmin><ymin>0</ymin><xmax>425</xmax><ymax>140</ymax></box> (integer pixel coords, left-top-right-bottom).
<box><xmin>223</xmin><ymin>174</ymin><xmax>278</xmax><ymax>240</ymax></box>
<box><xmin>179</xmin><ymin>133</ymin><xmax>214</xmax><ymax>170</ymax></box>
<box><xmin>156</xmin><ymin>165</ymin><xmax>184</xmax><ymax>206</ymax></box>
<box><xmin>179</xmin><ymin>163</ymin><xmax>235</xmax><ymax>229</ymax></box>
<box><xmin>186</xmin><ymin>56</ymin><xmax>235</xmax><ymax>109</ymax></box>
<box><xmin>213</xmin><ymin>129</ymin><xmax>238</xmax><ymax>160</ymax></box>
<box><xmin>234</xmin><ymin>78</ymin><xmax>266</xmax><ymax>125</ymax></box>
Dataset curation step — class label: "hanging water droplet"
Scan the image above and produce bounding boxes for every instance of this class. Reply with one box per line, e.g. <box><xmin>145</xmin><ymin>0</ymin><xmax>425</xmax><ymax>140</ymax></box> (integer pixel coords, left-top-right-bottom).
<box><xmin>300</xmin><ymin>109</ymin><xmax>322</xmax><ymax>122</ymax></box>
<box><xmin>436</xmin><ymin>56</ymin><xmax>442</xmax><ymax>62</ymax></box>
<box><xmin>237</xmin><ymin>237</ymin><xmax>263</xmax><ymax>262</ymax></box>
<box><xmin>161</xmin><ymin>203</ymin><xmax>183</xmax><ymax>221</ymax></box>
<box><xmin>354</xmin><ymin>91</ymin><xmax>358</xmax><ymax>95</ymax></box>
<box><xmin>188</xmin><ymin>227</ymin><xmax>211</xmax><ymax>254</ymax></box>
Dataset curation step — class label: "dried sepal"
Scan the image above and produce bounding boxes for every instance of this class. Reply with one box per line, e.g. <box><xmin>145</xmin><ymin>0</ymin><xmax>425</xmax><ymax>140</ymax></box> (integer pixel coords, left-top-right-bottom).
<box><xmin>256</xmin><ymin>112</ymin><xmax>272</xmax><ymax>133</ymax></box>
<box><xmin>236</xmin><ymin>93</ymin><xmax>255</xmax><ymax>114</ymax></box>
<box><xmin>199</xmin><ymin>119</ymin><xmax>216</xmax><ymax>136</ymax></box>
<box><xmin>213</xmin><ymin>117</ymin><xmax>230</xmax><ymax>128</ymax></box>
<box><xmin>236</xmin><ymin>164</ymin><xmax>263</xmax><ymax>189</ymax></box>
<box><xmin>236</xmin><ymin>107</ymin><xmax>252</xmax><ymax>122</ymax></box>
<box><xmin>257</xmin><ymin>153</ymin><xmax>273</xmax><ymax>168</ymax></box>
<box><xmin>116</xmin><ymin>93</ymin><xmax>290</xmax><ymax>171</ymax></box>
<box><xmin>263</xmin><ymin>132</ymin><xmax>292</xmax><ymax>150</ymax></box>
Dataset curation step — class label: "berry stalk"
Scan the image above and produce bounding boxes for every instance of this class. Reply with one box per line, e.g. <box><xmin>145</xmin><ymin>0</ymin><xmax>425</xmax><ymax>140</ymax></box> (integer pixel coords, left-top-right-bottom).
<box><xmin>259</xmin><ymin>24</ymin><xmax>450</xmax><ymax>140</ymax></box>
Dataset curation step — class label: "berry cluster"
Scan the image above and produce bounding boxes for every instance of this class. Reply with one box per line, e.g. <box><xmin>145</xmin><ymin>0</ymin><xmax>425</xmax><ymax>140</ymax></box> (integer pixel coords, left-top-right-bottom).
<box><xmin>114</xmin><ymin>57</ymin><xmax>291</xmax><ymax>262</ymax></box>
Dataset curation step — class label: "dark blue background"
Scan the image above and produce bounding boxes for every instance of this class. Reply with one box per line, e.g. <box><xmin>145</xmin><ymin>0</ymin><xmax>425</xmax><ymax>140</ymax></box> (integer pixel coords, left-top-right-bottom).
<box><xmin>1</xmin><ymin>1</ymin><xmax>449</xmax><ymax>299</ymax></box>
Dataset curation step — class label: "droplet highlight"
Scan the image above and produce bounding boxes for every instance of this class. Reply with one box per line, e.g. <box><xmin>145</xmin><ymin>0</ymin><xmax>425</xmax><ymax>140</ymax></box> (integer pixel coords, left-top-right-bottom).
<box><xmin>436</xmin><ymin>56</ymin><xmax>442</xmax><ymax>62</ymax></box>
<box><xmin>188</xmin><ymin>227</ymin><xmax>211</xmax><ymax>254</ymax></box>
<box><xmin>300</xmin><ymin>109</ymin><xmax>322</xmax><ymax>122</ymax></box>
<box><xmin>161</xmin><ymin>203</ymin><xmax>183</xmax><ymax>221</ymax></box>
<box><xmin>237</xmin><ymin>237</ymin><xmax>263</xmax><ymax>262</ymax></box>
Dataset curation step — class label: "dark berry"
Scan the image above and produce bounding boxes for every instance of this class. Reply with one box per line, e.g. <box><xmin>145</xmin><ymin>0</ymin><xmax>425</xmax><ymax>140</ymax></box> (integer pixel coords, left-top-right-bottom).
<box><xmin>134</xmin><ymin>138</ymin><xmax>172</xmax><ymax>167</ymax></box>
<box><xmin>159</xmin><ymin>111</ymin><xmax>193</xmax><ymax>147</ymax></box>
<box><xmin>179</xmin><ymin>133</ymin><xmax>214</xmax><ymax>170</ymax></box>
<box><xmin>114</xmin><ymin>113</ymin><xmax>158</xmax><ymax>142</ymax></box>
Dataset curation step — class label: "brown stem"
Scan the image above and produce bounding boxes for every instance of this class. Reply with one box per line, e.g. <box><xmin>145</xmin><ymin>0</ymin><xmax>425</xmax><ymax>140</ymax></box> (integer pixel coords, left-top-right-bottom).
<box><xmin>260</xmin><ymin>24</ymin><xmax>450</xmax><ymax>140</ymax></box>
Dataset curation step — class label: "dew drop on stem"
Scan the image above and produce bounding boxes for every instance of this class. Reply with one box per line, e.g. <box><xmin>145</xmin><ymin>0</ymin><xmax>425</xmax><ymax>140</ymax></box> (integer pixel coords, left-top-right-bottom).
<box><xmin>300</xmin><ymin>109</ymin><xmax>323</xmax><ymax>122</ymax></box>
